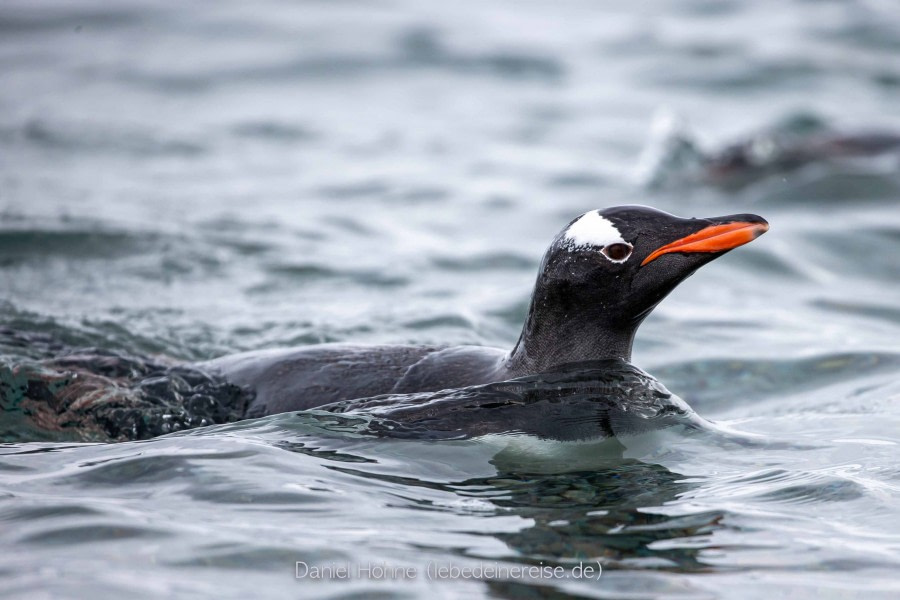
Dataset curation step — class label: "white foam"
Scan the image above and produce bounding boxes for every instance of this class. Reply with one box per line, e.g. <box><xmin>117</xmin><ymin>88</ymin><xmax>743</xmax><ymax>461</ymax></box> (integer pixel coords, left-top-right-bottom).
<box><xmin>563</xmin><ymin>211</ymin><xmax>626</xmax><ymax>249</ymax></box>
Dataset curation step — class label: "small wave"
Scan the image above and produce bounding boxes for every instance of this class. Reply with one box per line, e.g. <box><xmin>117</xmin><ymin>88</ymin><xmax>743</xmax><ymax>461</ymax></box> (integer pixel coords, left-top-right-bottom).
<box><xmin>12</xmin><ymin>118</ymin><xmax>206</xmax><ymax>157</ymax></box>
<box><xmin>0</xmin><ymin>7</ymin><xmax>141</xmax><ymax>34</ymax></box>
<box><xmin>262</xmin><ymin>262</ymin><xmax>409</xmax><ymax>287</ymax></box>
<box><xmin>812</xmin><ymin>299</ymin><xmax>900</xmax><ymax>326</ymax></box>
<box><xmin>430</xmin><ymin>252</ymin><xmax>534</xmax><ymax>272</ymax></box>
<box><xmin>655</xmin><ymin>351</ymin><xmax>900</xmax><ymax>414</ymax></box>
<box><xmin>230</xmin><ymin>121</ymin><xmax>317</xmax><ymax>142</ymax></box>
<box><xmin>316</xmin><ymin>180</ymin><xmax>391</xmax><ymax>200</ymax></box>
<box><xmin>650</xmin><ymin>57</ymin><xmax>823</xmax><ymax>92</ymax></box>
<box><xmin>117</xmin><ymin>27</ymin><xmax>564</xmax><ymax>93</ymax></box>
<box><xmin>754</xmin><ymin>479</ymin><xmax>866</xmax><ymax>505</ymax></box>
<box><xmin>396</xmin><ymin>28</ymin><xmax>565</xmax><ymax>81</ymax></box>
<box><xmin>703</xmin><ymin>468</ymin><xmax>867</xmax><ymax>507</ymax></box>
<box><xmin>0</xmin><ymin>227</ymin><xmax>155</xmax><ymax>264</ymax></box>
<box><xmin>17</xmin><ymin>524</ymin><xmax>168</xmax><ymax>546</ymax></box>
<box><xmin>545</xmin><ymin>171</ymin><xmax>607</xmax><ymax>189</ymax></box>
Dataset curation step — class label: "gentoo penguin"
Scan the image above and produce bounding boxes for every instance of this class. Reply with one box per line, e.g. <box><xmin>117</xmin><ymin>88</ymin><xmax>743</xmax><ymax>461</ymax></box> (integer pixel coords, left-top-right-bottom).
<box><xmin>703</xmin><ymin>130</ymin><xmax>900</xmax><ymax>186</ymax></box>
<box><xmin>197</xmin><ymin>205</ymin><xmax>768</xmax><ymax>418</ymax></box>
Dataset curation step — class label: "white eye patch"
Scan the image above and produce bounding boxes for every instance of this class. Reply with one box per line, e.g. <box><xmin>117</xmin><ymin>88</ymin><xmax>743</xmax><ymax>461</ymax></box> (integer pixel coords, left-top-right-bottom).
<box><xmin>562</xmin><ymin>211</ymin><xmax>632</xmax><ymax>263</ymax></box>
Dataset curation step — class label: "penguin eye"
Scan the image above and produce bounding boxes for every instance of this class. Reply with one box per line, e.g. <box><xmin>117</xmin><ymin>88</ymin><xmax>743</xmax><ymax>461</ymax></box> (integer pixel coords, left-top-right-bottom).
<box><xmin>601</xmin><ymin>243</ymin><xmax>633</xmax><ymax>262</ymax></box>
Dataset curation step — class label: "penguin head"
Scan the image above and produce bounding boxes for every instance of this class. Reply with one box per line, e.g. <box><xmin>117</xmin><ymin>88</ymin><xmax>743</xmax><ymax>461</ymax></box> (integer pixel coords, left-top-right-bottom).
<box><xmin>534</xmin><ymin>205</ymin><xmax>769</xmax><ymax>330</ymax></box>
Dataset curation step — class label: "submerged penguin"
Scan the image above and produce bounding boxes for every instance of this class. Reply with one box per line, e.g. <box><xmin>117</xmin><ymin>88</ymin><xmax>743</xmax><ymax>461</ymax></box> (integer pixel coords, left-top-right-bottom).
<box><xmin>637</xmin><ymin>111</ymin><xmax>900</xmax><ymax>190</ymax></box>
<box><xmin>199</xmin><ymin>205</ymin><xmax>768</xmax><ymax>419</ymax></box>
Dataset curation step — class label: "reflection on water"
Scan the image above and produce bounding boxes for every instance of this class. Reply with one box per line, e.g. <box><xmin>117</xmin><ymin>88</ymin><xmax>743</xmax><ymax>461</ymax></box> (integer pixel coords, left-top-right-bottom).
<box><xmin>480</xmin><ymin>465</ymin><xmax>717</xmax><ymax>573</ymax></box>
<box><xmin>329</xmin><ymin>454</ymin><xmax>714</xmax><ymax>572</ymax></box>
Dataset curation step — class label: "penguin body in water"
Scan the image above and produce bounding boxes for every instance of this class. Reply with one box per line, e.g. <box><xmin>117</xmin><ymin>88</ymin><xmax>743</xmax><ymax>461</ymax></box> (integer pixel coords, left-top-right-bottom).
<box><xmin>198</xmin><ymin>206</ymin><xmax>769</xmax><ymax>418</ymax></box>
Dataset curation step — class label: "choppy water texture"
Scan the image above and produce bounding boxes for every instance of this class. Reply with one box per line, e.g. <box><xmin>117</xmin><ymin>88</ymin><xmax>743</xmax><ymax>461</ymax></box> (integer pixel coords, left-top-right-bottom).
<box><xmin>2</xmin><ymin>0</ymin><xmax>900</xmax><ymax>598</ymax></box>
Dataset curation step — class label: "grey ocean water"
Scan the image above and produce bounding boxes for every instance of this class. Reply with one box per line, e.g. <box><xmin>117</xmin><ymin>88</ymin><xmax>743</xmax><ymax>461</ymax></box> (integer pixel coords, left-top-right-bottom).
<box><xmin>2</xmin><ymin>0</ymin><xmax>900</xmax><ymax>598</ymax></box>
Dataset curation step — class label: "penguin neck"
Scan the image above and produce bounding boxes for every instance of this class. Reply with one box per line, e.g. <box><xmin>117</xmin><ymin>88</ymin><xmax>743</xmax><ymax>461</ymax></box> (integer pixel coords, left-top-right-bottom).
<box><xmin>504</xmin><ymin>302</ymin><xmax>638</xmax><ymax>376</ymax></box>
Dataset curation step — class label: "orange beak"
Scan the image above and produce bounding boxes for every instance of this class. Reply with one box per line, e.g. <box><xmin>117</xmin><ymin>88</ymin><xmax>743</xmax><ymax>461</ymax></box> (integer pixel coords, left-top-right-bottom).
<box><xmin>641</xmin><ymin>221</ymin><xmax>769</xmax><ymax>266</ymax></box>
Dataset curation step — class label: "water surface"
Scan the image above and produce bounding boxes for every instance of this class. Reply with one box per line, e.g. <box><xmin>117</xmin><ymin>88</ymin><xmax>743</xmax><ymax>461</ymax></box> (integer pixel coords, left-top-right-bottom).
<box><xmin>1</xmin><ymin>0</ymin><xmax>900</xmax><ymax>597</ymax></box>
